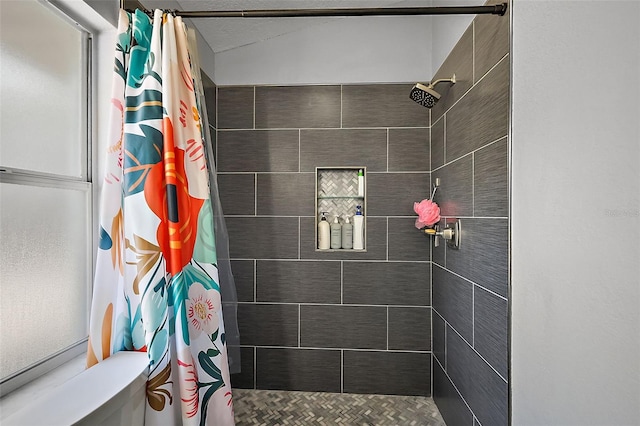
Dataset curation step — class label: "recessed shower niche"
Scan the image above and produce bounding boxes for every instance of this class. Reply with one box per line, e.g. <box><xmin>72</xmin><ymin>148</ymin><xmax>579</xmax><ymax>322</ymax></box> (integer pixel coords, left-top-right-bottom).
<box><xmin>315</xmin><ymin>167</ymin><xmax>366</xmax><ymax>251</ymax></box>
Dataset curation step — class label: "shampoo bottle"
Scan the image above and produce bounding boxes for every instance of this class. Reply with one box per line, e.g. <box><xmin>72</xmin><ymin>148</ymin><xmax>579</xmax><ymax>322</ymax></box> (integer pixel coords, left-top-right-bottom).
<box><xmin>353</xmin><ymin>205</ymin><xmax>364</xmax><ymax>250</ymax></box>
<box><xmin>357</xmin><ymin>169</ymin><xmax>364</xmax><ymax>197</ymax></box>
<box><xmin>318</xmin><ymin>212</ymin><xmax>330</xmax><ymax>249</ymax></box>
<box><xmin>341</xmin><ymin>215</ymin><xmax>353</xmax><ymax>249</ymax></box>
<box><xmin>330</xmin><ymin>216</ymin><xmax>342</xmax><ymax>249</ymax></box>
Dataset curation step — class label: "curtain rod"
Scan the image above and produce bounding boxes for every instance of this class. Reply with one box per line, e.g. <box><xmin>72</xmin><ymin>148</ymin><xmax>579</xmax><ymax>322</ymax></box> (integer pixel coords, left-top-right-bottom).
<box><xmin>145</xmin><ymin>4</ymin><xmax>507</xmax><ymax>19</ymax></box>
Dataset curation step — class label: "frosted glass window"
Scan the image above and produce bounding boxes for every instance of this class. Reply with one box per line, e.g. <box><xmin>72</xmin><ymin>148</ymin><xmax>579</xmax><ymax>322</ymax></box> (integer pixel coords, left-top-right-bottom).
<box><xmin>0</xmin><ymin>0</ymin><xmax>86</xmax><ymax>178</ymax></box>
<box><xmin>0</xmin><ymin>183</ymin><xmax>90</xmax><ymax>379</ymax></box>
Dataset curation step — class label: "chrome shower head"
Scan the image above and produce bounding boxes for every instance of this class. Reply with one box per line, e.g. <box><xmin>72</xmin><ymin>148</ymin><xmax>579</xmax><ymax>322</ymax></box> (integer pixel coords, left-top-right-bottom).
<box><xmin>410</xmin><ymin>74</ymin><xmax>456</xmax><ymax>108</ymax></box>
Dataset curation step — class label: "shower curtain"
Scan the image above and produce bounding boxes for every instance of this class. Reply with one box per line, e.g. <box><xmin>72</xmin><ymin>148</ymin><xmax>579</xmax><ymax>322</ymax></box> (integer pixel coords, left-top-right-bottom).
<box><xmin>87</xmin><ymin>9</ymin><xmax>235</xmax><ymax>425</ymax></box>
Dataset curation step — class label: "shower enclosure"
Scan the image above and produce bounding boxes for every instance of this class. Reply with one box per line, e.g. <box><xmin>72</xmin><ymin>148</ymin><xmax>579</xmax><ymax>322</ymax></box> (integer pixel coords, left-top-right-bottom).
<box><xmin>126</xmin><ymin>0</ymin><xmax>511</xmax><ymax>424</ymax></box>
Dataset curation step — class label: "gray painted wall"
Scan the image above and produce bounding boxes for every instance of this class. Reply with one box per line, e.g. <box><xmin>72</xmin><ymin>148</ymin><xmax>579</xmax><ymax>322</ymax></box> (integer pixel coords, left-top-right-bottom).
<box><xmin>512</xmin><ymin>1</ymin><xmax>640</xmax><ymax>425</ymax></box>
<box><xmin>208</xmin><ymin>83</ymin><xmax>434</xmax><ymax>396</ymax></box>
<box><xmin>429</xmin><ymin>4</ymin><xmax>510</xmax><ymax>425</ymax></box>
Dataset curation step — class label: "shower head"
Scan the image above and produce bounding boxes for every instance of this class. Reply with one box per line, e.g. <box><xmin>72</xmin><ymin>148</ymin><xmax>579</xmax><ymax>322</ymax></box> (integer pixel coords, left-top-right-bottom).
<box><xmin>409</xmin><ymin>74</ymin><xmax>456</xmax><ymax>108</ymax></box>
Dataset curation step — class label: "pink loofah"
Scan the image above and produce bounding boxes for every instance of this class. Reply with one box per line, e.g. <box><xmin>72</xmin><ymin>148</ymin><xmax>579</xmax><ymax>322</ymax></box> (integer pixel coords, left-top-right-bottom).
<box><xmin>414</xmin><ymin>199</ymin><xmax>441</xmax><ymax>229</ymax></box>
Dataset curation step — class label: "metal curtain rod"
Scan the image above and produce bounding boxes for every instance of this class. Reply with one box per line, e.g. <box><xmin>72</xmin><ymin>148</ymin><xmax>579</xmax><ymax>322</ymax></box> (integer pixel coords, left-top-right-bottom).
<box><xmin>160</xmin><ymin>4</ymin><xmax>508</xmax><ymax>19</ymax></box>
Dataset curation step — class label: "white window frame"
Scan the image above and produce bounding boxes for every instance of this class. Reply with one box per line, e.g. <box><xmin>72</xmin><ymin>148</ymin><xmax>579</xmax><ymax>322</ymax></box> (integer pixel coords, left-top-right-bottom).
<box><xmin>0</xmin><ymin>0</ymin><xmax>96</xmax><ymax>396</ymax></box>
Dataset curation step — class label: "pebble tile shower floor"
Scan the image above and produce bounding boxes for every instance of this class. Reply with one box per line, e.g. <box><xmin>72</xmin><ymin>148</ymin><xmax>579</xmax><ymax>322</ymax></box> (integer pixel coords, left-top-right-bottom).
<box><xmin>232</xmin><ymin>389</ymin><xmax>446</xmax><ymax>425</ymax></box>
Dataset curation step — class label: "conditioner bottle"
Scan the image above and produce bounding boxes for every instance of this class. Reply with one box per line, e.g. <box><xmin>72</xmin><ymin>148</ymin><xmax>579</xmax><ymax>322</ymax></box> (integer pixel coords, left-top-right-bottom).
<box><xmin>341</xmin><ymin>215</ymin><xmax>353</xmax><ymax>249</ymax></box>
<box><xmin>330</xmin><ymin>216</ymin><xmax>342</xmax><ymax>249</ymax></box>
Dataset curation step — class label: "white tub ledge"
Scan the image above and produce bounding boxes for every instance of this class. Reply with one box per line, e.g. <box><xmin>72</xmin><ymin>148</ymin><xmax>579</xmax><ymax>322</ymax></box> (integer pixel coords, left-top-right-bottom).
<box><xmin>2</xmin><ymin>352</ymin><xmax>149</xmax><ymax>426</ymax></box>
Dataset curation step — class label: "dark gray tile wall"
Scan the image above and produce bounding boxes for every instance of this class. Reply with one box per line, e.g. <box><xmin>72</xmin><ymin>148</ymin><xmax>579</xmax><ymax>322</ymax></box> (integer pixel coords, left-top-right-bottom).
<box><xmin>256</xmin><ymin>260</ymin><xmax>341</xmax><ymax>304</ymax></box>
<box><xmin>447</xmin><ymin>327</ymin><xmax>508</xmax><ymax>425</ymax></box>
<box><xmin>300</xmin><ymin>305</ymin><xmax>387</xmax><ymax>349</ymax></box>
<box><xmin>256</xmin><ymin>348</ymin><xmax>341</xmax><ymax>393</ymax></box>
<box><xmin>433</xmin><ymin>361</ymin><xmax>474</xmax><ymax>426</ymax></box>
<box><xmin>342</xmin><ymin>84</ymin><xmax>429</xmax><ymax>128</ymax></box>
<box><xmin>214</xmin><ymin>82</ymin><xmax>433</xmax><ymax>396</ymax></box>
<box><xmin>343</xmin><ymin>351</ymin><xmax>431</xmax><ymax>396</ymax></box>
<box><xmin>368</xmin><ymin>173</ymin><xmax>430</xmax><ymax>216</ymax></box>
<box><xmin>300</xmin><ymin>129</ymin><xmax>387</xmax><ymax>172</ymax></box>
<box><xmin>255</xmin><ymin>86</ymin><xmax>341</xmax><ymax>129</ymax></box>
<box><xmin>388</xmin><ymin>128</ymin><xmax>430</xmax><ymax>171</ymax></box>
<box><xmin>431</xmin><ymin>2</ymin><xmax>510</xmax><ymax>425</ymax></box>
<box><xmin>342</xmin><ymin>262</ymin><xmax>430</xmax><ymax>306</ymax></box>
<box><xmin>256</xmin><ymin>173</ymin><xmax>315</xmax><ymax>216</ymax></box>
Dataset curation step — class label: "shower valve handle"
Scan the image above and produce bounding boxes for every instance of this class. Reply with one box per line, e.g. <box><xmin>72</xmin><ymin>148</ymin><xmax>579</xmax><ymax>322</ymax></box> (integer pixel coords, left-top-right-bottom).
<box><xmin>425</xmin><ymin>221</ymin><xmax>461</xmax><ymax>249</ymax></box>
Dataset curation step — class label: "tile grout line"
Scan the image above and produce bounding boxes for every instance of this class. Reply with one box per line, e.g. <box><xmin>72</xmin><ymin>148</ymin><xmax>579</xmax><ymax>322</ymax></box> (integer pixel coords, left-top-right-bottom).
<box><xmin>253</xmin><ymin>259</ymin><xmax>257</xmax><ymax>302</ymax></box>
<box><xmin>242</xmin><ymin>345</ymin><xmax>433</xmax><ymax>354</ymax></box>
<box><xmin>253</xmin><ymin>173</ymin><xmax>257</xmax><ymax>216</ymax></box>
<box><xmin>253</xmin><ymin>346</ymin><xmax>257</xmax><ymax>389</ymax></box>
<box><xmin>252</xmin><ymin>86</ymin><xmax>256</xmax><ymax>129</ymax></box>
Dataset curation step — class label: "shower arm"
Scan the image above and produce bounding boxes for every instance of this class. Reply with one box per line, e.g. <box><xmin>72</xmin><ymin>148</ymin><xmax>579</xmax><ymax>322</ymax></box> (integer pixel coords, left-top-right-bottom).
<box><xmin>428</xmin><ymin>74</ymin><xmax>457</xmax><ymax>88</ymax></box>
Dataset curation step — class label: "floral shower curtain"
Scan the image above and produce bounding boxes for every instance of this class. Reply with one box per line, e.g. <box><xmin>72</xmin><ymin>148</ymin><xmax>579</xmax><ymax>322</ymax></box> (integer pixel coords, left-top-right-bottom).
<box><xmin>87</xmin><ymin>9</ymin><xmax>234</xmax><ymax>425</ymax></box>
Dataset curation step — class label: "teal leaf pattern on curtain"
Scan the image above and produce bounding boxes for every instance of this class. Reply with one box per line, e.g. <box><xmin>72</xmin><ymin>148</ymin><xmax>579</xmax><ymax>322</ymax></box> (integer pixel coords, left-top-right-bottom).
<box><xmin>87</xmin><ymin>8</ymin><xmax>234</xmax><ymax>425</ymax></box>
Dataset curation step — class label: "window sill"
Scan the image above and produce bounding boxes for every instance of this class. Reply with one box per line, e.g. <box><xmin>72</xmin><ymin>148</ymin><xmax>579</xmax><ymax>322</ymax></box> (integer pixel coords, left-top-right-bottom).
<box><xmin>0</xmin><ymin>353</ymin><xmax>86</xmax><ymax>422</ymax></box>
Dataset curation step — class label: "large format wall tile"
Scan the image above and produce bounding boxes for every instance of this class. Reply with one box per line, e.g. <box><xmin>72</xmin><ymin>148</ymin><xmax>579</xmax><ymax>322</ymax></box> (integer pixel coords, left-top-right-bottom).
<box><xmin>474</xmin><ymin>0</ymin><xmax>510</xmax><ymax>83</ymax></box>
<box><xmin>388</xmin><ymin>128</ymin><xmax>430</xmax><ymax>172</ymax></box>
<box><xmin>218</xmin><ymin>86</ymin><xmax>254</xmax><ymax>129</ymax></box>
<box><xmin>445</xmin><ymin>218</ymin><xmax>508</xmax><ymax>297</ymax></box>
<box><xmin>230</xmin><ymin>260</ymin><xmax>254</xmax><ymax>302</ymax></box>
<box><xmin>300</xmin><ymin>305</ymin><xmax>387</xmax><ymax>350</ymax></box>
<box><xmin>256</xmin><ymin>348</ymin><xmax>341</xmax><ymax>393</ymax></box>
<box><xmin>237</xmin><ymin>303</ymin><xmax>299</xmax><ymax>347</ymax></box>
<box><xmin>257</xmin><ymin>173</ymin><xmax>315</xmax><ymax>216</ymax></box>
<box><xmin>433</xmin><ymin>361</ymin><xmax>474</xmax><ymax>426</ymax></box>
<box><xmin>342</xmin><ymin>84</ymin><xmax>429</xmax><ymax>128</ymax></box>
<box><xmin>447</xmin><ymin>326</ymin><xmax>508</xmax><ymax>426</ymax></box>
<box><xmin>343</xmin><ymin>351</ymin><xmax>431</xmax><ymax>396</ymax></box>
<box><xmin>474</xmin><ymin>138</ymin><xmax>508</xmax><ymax>217</ymax></box>
<box><xmin>388</xmin><ymin>307</ymin><xmax>431</xmax><ymax>351</ymax></box>
<box><xmin>227</xmin><ymin>217</ymin><xmax>299</xmax><ymax>259</ymax></box>
<box><xmin>256</xmin><ymin>260</ymin><xmax>341</xmax><ymax>304</ymax></box>
<box><xmin>388</xmin><ymin>218</ymin><xmax>431</xmax><ymax>261</ymax></box>
<box><xmin>432</xmin><ymin>266</ymin><xmax>473</xmax><ymax>342</ymax></box>
<box><xmin>433</xmin><ymin>154</ymin><xmax>473</xmax><ymax>217</ymax></box>
<box><xmin>217</xmin><ymin>130</ymin><xmax>299</xmax><ymax>172</ymax></box>
<box><xmin>433</xmin><ymin>310</ymin><xmax>446</xmax><ymax>366</ymax></box>
<box><xmin>474</xmin><ymin>287</ymin><xmax>508</xmax><ymax>378</ymax></box>
<box><xmin>367</xmin><ymin>173</ymin><xmax>430</xmax><ymax>216</ymax></box>
<box><xmin>299</xmin><ymin>217</ymin><xmax>387</xmax><ymax>261</ymax></box>
<box><xmin>300</xmin><ymin>129</ymin><xmax>387</xmax><ymax>172</ymax></box>
<box><xmin>431</xmin><ymin>25</ymin><xmax>474</xmax><ymax>122</ymax></box>
<box><xmin>217</xmin><ymin>173</ymin><xmax>255</xmax><ymax>215</ymax></box>
<box><xmin>431</xmin><ymin>117</ymin><xmax>445</xmax><ymax>170</ymax></box>
<box><xmin>255</xmin><ymin>86</ymin><xmax>341</xmax><ymax>129</ymax></box>
<box><xmin>342</xmin><ymin>261</ymin><xmax>430</xmax><ymax>306</ymax></box>
<box><xmin>446</xmin><ymin>58</ymin><xmax>509</xmax><ymax>161</ymax></box>
<box><xmin>231</xmin><ymin>346</ymin><xmax>255</xmax><ymax>389</ymax></box>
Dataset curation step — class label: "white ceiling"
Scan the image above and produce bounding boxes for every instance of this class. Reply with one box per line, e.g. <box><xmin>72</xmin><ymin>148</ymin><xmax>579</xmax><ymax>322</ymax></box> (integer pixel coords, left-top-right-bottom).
<box><xmin>171</xmin><ymin>0</ymin><xmax>438</xmax><ymax>53</ymax></box>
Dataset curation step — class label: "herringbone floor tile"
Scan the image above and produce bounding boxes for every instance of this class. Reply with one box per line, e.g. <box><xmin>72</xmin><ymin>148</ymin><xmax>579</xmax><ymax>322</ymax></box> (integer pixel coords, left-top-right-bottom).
<box><xmin>232</xmin><ymin>389</ymin><xmax>446</xmax><ymax>425</ymax></box>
